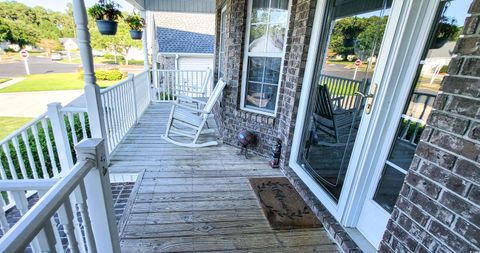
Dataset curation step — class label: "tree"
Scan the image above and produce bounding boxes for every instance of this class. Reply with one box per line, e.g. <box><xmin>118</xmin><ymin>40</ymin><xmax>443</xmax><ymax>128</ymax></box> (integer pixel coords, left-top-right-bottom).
<box><xmin>90</xmin><ymin>17</ymin><xmax>141</xmax><ymax>65</ymax></box>
<box><xmin>329</xmin><ymin>17</ymin><xmax>368</xmax><ymax>58</ymax></box>
<box><xmin>356</xmin><ymin>16</ymin><xmax>388</xmax><ymax>58</ymax></box>
<box><xmin>0</xmin><ymin>2</ymin><xmax>75</xmax><ymax>47</ymax></box>
<box><xmin>38</xmin><ymin>39</ymin><xmax>62</xmax><ymax>56</ymax></box>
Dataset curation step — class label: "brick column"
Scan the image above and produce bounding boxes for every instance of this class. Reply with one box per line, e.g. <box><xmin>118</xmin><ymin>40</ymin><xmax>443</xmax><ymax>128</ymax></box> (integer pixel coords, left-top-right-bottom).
<box><xmin>381</xmin><ymin>1</ymin><xmax>480</xmax><ymax>252</ymax></box>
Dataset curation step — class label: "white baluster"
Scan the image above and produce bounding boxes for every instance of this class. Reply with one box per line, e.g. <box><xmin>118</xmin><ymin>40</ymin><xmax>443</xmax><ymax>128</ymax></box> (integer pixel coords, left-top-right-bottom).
<box><xmin>77</xmin><ymin>182</ymin><xmax>97</xmax><ymax>253</ymax></box>
<box><xmin>2</xmin><ymin>144</ymin><xmax>18</xmax><ymax>180</ymax></box>
<box><xmin>0</xmin><ymin>199</ymin><xmax>10</xmax><ymax>234</ymax></box>
<box><xmin>57</xmin><ymin>201</ymin><xmax>80</xmax><ymax>253</ymax></box>
<box><xmin>11</xmin><ymin>137</ymin><xmax>28</xmax><ymax>179</ymax></box>
<box><xmin>67</xmin><ymin>112</ymin><xmax>79</xmax><ymax>145</ymax></box>
<box><xmin>79</xmin><ymin>112</ymin><xmax>88</xmax><ymax>141</ymax></box>
<box><xmin>31</xmin><ymin>124</ymin><xmax>49</xmax><ymax>179</ymax></box>
<box><xmin>40</xmin><ymin>119</ymin><xmax>59</xmax><ymax>176</ymax></box>
<box><xmin>21</xmin><ymin>131</ymin><xmax>39</xmax><ymax>179</ymax></box>
<box><xmin>11</xmin><ymin>191</ymin><xmax>44</xmax><ymax>252</ymax></box>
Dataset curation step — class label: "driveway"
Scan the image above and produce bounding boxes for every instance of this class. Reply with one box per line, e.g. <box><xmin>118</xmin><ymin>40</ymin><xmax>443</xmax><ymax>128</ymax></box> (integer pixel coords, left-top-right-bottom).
<box><xmin>0</xmin><ymin>90</ymin><xmax>84</xmax><ymax>117</ymax></box>
<box><xmin>0</xmin><ymin>56</ymin><xmax>80</xmax><ymax>77</ymax></box>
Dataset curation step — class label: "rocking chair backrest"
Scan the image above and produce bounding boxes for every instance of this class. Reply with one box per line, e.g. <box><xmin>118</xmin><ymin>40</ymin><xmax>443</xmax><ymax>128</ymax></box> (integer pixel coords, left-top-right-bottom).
<box><xmin>314</xmin><ymin>84</ymin><xmax>334</xmax><ymax>120</ymax></box>
<box><xmin>199</xmin><ymin>69</ymin><xmax>213</xmax><ymax>95</ymax></box>
<box><xmin>203</xmin><ymin>79</ymin><xmax>227</xmax><ymax>113</ymax></box>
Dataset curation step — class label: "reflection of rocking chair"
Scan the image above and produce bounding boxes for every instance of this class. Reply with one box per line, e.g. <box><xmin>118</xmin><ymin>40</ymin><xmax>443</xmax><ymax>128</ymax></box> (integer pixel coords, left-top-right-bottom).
<box><xmin>311</xmin><ymin>85</ymin><xmax>357</xmax><ymax>147</ymax></box>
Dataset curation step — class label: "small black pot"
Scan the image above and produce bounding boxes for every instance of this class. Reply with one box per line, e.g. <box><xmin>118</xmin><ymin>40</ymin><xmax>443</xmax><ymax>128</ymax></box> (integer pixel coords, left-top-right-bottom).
<box><xmin>129</xmin><ymin>30</ymin><xmax>143</xmax><ymax>40</ymax></box>
<box><xmin>96</xmin><ymin>20</ymin><xmax>118</xmax><ymax>35</ymax></box>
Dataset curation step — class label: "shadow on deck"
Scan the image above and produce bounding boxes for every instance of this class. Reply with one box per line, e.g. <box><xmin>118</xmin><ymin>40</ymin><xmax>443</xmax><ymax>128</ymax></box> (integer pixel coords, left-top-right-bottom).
<box><xmin>109</xmin><ymin>103</ymin><xmax>339</xmax><ymax>252</ymax></box>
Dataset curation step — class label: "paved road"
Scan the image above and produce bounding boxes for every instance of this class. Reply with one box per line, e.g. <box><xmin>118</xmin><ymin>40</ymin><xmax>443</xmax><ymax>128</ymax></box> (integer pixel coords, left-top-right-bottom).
<box><xmin>0</xmin><ymin>56</ymin><xmax>80</xmax><ymax>77</ymax></box>
<box><xmin>0</xmin><ymin>90</ymin><xmax>84</xmax><ymax>117</ymax></box>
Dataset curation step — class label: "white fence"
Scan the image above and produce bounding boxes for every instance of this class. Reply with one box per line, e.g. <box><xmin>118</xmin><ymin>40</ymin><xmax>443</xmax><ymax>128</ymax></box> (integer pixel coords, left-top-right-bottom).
<box><xmin>152</xmin><ymin>69</ymin><xmax>212</xmax><ymax>101</ymax></box>
<box><xmin>0</xmin><ymin>139</ymin><xmax>120</xmax><ymax>253</ymax></box>
<box><xmin>101</xmin><ymin>70</ymin><xmax>151</xmax><ymax>154</ymax></box>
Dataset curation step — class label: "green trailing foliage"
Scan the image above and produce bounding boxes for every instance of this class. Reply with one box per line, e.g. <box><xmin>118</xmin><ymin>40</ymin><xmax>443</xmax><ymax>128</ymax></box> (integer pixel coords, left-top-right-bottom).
<box><xmin>88</xmin><ymin>0</ymin><xmax>122</xmax><ymax>21</ymax></box>
<box><xmin>124</xmin><ymin>13</ymin><xmax>145</xmax><ymax>31</ymax></box>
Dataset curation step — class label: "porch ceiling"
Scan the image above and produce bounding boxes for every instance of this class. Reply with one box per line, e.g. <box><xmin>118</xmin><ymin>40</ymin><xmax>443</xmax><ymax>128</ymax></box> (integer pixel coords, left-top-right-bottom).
<box><xmin>125</xmin><ymin>0</ymin><xmax>215</xmax><ymax>13</ymax></box>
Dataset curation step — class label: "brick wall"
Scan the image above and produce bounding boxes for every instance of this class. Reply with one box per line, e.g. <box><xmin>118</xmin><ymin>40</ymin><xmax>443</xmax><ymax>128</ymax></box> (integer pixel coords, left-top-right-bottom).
<box><xmin>213</xmin><ymin>0</ymin><xmax>317</xmax><ymax>157</ymax></box>
<box><xmin>381</xmin><ymin>1</ymin><xmax>480</xmax><ymax>252</ymax></box>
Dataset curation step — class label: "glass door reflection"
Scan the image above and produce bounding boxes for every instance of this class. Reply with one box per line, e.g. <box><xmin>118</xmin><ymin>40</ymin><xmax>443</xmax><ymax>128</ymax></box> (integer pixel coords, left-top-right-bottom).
<box><xmin>299</xmin><ymin>0</ymin><xmax>391</xmax><ymax>201</ymax></box>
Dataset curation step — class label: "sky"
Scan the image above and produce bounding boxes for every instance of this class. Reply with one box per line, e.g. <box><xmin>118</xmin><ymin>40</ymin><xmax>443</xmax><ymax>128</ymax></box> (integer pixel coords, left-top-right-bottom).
<box><xmin>1</xmin><ymin>0</ymin><xmax>135</xmax><ymax>13</ymax></box>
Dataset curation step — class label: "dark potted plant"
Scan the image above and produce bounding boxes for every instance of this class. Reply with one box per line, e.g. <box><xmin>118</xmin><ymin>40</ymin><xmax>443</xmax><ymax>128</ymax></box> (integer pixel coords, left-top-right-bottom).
<box><xmin>125</xmin><ymin>13</ymin><xmax>145</xmax><ymax>40</ymax></box>
<box><xmin>88</xmin><ymin>1</ymin><xmax>122</xmax><ymax>35</ymax></box>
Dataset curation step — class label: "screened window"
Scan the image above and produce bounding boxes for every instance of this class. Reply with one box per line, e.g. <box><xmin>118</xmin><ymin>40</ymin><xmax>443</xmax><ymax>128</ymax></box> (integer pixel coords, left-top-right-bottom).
<box><xmin>241</xmin><ymin>0</ymin><xmax>289</xmax><ymax>115</ymax></box>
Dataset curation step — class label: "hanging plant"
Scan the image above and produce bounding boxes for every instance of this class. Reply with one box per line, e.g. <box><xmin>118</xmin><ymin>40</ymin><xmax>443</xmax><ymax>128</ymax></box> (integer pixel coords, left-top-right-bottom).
<box><xmin>88</xmin><ymin>0</ymin><xmax>122</xmax><ymax>35</ymax></box>
<box><xmin>124</xmin><ymin>13</ymin><xmax>145</xmax><ymax>40</ymax></box>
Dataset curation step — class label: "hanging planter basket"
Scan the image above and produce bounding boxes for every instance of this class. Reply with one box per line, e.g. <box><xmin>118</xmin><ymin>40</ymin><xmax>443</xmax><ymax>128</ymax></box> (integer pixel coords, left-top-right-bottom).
<box><xmin>130</xmin><ymin>30</ymin><xmax>142</xmax><ymax>40</ymax></box>
<box><xmin>96</xmin><ymin>20</ymin><xmax>118</xmax><ymax>35</ymax></box>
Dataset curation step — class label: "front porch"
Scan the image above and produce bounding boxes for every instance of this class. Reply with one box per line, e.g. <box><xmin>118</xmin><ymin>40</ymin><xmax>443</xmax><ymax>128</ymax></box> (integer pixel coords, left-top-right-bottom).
<box><xmin>111</xmin><ymin>103</ymin><xmax>338</xmax><ymax>252</ymax></box>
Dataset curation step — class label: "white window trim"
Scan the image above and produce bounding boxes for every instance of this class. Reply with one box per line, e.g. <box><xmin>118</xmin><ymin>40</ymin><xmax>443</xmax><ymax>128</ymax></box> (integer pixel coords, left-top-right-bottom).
<box><xmin>240</xmin><ymin>0</ymin><xmax>292</xmax><ymax>117</ymax></box>
<box><xmin>217</xmin><ymin>5</ymin><xmax>227</xmax><ymax>79</ymax></box>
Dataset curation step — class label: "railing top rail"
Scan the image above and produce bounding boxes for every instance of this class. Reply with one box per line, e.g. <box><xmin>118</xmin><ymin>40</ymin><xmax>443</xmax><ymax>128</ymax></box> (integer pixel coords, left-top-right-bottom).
<box><xmin>0</xmin><ymin>159</ymin><xmax>95</xmax><ymax>252</ymax></box>
<box><xmin>0</xmin><ymin>112</ymin><xmax>47</xmax><ymax>146</ymax></box>
<box><xmin>60</xmin><ymin>107</ymin><xmax>88</xmax><ymax>113</ymax></box>
<box><xmin>100</xmin><ymin>76</ymin><xmax>134</xmax><ymax>94</ymax></box>
<box><xmin>319</xmin><ymin>74</ymin><xmax>363</xmax><ymax>84</ymax></box>
<box><xmin>0</xmin><ymin>178</ymin><xmax>58</xmax><ymax>191</ymax></box>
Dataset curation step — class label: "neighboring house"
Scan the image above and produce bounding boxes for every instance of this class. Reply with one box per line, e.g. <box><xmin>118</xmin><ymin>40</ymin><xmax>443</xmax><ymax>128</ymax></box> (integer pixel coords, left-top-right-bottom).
<box><xmin>59</xmin><ymin>38</ymin><xmax>79</xmax><ymax>51</ymax></box>
<box><xmin>152</xmin><ymin>11</ymin><xmax>215</xmax><ymax>71</ymax></box>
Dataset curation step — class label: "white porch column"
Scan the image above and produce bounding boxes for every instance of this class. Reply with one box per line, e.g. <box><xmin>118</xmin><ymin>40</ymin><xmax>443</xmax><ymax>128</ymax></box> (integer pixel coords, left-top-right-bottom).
<box><xmin>141</xmin><ymin>10</ymin><xmax>149</xmax><ymax>70</ymax></box>
<box><xmin>72</xmin><ymin>0</ymin><xmax>107</xmax><ymax>143</ymax></box>
<box><xmin>71</xmin><ymin>1</ymin><xmax>120</xmax><ymax>252</ymax></box>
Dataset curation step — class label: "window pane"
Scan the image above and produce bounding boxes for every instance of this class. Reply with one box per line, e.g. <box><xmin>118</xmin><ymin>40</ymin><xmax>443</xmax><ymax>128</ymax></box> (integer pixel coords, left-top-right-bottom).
<box><xmin>270</xmin><ymin>0</ymin><xmax>288</xmax><ymax>23</ymax></box>
<box><xmin>263</xmin><ymin>83</ymin><xmax>278</xmax><ymax>111</ymax></box>
<box><xmin>249</xmin><ymin>24</ymin><xmax>268</xmax><ymax>52</ymax></box>
<box><xmin>248</xmin><ymin>57</ymin><xmax>266</xmax><ymax>82</ymax></box>
<box><xmin>245</xmin><ymin>82</ymin><xmax>266</xmax><ymax>108</ymax></box>
<box><xmin>264</xmin><ymin>57</ymin><xmax>281</xmax><ymax>84</ymax></box>
<box><xmin>252</xmin><ymin>0</ymin><xmax>270</xmax><ymax>23</ymax></box>
<box><xmin>373</xmin><ymin>165</ymin><xmax>405</xmax><ymax>213</ymax></box>
<box><xmin>266</xmin><ymin>24</ymin><xmax>286</xmax><ymax>52</ymax></box>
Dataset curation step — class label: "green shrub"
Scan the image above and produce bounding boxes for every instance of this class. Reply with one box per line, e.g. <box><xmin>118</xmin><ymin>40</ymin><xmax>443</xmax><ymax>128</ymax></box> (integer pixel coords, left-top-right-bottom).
<box><xmin>104</xmin><ymin>53</ymin><xmax>124</xmax><ymax>61</ymax></box>
<box><xmin>78</xmin><ymin>69</ymin><xmax>125</xmax><ymax>81</ymax></box>
<box><xmin>0</xmin><ymin>115</ymin><xmax>90</xmax><ymax>181</ymax></box>
<box><xmin>439</xmin><ymin>65</ymin><xmax>449</xmax><ymax>74</ymax></box>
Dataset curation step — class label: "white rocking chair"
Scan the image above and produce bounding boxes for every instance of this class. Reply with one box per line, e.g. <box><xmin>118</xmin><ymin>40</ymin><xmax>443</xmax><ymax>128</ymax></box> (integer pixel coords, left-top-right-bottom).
<box><xmin>162</xmin><ymin>79</ymin><xmax>227</xmax><ymax>148</ymax></box>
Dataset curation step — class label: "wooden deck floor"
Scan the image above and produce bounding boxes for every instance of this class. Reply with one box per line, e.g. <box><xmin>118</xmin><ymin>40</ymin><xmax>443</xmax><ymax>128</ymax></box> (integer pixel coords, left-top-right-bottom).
<box><xmin>109</xmin><ymin>103</ymin><xmax>339</xmax><ymax>252</ymax></box>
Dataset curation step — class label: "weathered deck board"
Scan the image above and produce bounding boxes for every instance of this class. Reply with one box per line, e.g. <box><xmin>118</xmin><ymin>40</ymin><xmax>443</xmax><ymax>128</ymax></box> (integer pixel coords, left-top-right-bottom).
<box><xmin>110</xmin><ymin>103</ymin><xmax>339</xmax><ymax>252</ymax></box>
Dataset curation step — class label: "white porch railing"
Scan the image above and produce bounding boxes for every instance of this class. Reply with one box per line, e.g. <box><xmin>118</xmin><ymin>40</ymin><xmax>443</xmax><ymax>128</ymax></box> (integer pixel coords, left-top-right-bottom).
<box><xmin>0</xmin><ymin>70</ymin><xmax>150</xmax><ymax>252</ymax></box>
<box><xmin>152</xmin><ymin>69</ymin><xmax>212</xmax><ymax>101</ymax></box>
<box><xmin>101</xmin><ymin>70</ymin><xmax>151</xmax><ymax>154</ymax></box>
<box><xmin>0</xmin><ymin>139</ymin><xmax>120</xmax><ymax>253</ymax></box>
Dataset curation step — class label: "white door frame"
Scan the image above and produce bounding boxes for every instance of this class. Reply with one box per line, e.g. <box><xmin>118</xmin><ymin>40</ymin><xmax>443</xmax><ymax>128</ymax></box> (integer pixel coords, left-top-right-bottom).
<box><xmin>288</xmin><ymin>0</ymin><xmax>442</xmax><ymax>247</ymax></box>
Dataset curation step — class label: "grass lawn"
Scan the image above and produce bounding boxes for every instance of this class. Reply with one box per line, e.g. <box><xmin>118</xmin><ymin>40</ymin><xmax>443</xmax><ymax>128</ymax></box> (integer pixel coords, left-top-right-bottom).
<box><xmin>0</xmin><ymin>116</ymin><xmax>33</xmax><ymax>140</ymax></box>
<box><xmin>0</xmin><ymin>73</ymin><xmax>119</xmax><ymax>93</ymax></box>
<box><xmin>0</xmin><ymin>78</ymin><xmax>11</xmax><ymax>84</ymax></box>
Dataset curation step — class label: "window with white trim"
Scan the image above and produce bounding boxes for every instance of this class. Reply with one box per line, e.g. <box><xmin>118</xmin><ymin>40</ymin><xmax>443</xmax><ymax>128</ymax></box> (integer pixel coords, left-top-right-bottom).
<box><xmin>241</xmin><ymin>0</ymin><xmax>290</xmax><ymax>115</ymax></box>
<box><xmin>217</xmin><ymin>5</ymin><xmax>227</xmax><ymax>79</ymax></box>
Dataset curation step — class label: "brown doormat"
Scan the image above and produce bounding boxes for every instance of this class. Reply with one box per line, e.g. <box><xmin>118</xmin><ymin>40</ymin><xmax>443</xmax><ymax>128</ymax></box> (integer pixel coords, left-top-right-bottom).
<box><xmin>249</xmin><ymin>177</ymin><xmax>323</xmax><ymax>230</ymax></box>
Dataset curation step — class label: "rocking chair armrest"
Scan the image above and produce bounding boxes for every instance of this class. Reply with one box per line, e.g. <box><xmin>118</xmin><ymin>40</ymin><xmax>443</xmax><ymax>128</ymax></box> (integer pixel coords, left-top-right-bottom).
<box><xmin>175</xmin><ymin>90</ymin><xmax>207</xmax><ymax>95</ymax></box>
<box><xmin>176</xmin><ymin>95</ymin><xmax>208</xmax><ymax>105</ymax></box>
<box><xmin>171</xmin><ymin>102</ymin><xmax>207</xmax><ymax>114</ymax></box>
